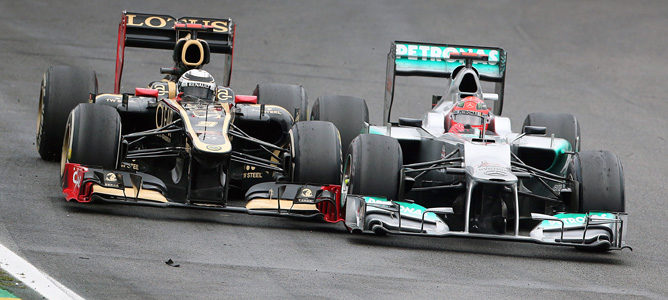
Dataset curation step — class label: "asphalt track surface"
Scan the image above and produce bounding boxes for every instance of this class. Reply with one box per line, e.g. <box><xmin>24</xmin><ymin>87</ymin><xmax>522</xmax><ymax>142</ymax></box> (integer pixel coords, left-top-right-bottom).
<box><xmin>1</xmin><ymin>0</ymin><xmax>667</xmax><ymax>299</ymax></box>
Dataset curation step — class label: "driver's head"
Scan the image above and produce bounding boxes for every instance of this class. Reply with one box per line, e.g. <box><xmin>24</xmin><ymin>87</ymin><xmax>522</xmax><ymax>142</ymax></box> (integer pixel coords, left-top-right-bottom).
<box><xmin>446</xmin><ymin>96</ymin><xmax>490</xmax><ymax>133</ymax></box>
<box><xmin>177</xmin><ymin>69</ymin><xmax>216</xmax><ymax>102</ymax></box>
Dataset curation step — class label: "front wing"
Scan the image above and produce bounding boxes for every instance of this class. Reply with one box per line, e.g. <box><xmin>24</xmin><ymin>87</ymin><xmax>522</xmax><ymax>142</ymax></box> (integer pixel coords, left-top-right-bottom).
<box><xmin>61</xmin><ymin>163</ymin><xmax>343</xmax><ymax>222</ymax></box>
<box><xmin>344</xmin><ymin>195</ymin><xmax>631</xmax><ymax>251</ymax></box>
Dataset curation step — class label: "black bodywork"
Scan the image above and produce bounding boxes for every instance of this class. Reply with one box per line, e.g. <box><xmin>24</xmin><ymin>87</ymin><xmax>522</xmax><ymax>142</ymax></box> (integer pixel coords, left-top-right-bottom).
<box><xmin>63</xmin><ymin>12</ymin><xmax>297</xmax><ymax>207</ymax></box>
<box><xmin>89</xmin><ymin>88</ymin><xmax>293</xmax><ymax>205</ymax></box>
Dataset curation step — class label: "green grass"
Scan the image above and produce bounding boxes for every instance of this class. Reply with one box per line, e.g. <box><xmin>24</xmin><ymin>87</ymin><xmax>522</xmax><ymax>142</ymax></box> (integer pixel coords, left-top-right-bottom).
<box><xmin>0</xmin><ymin>269</ymin><xmax>25</xmax><ymax>290</ymax></box>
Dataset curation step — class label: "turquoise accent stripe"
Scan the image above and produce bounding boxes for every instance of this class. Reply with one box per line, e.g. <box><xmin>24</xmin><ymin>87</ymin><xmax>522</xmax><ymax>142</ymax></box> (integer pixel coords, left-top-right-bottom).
<box><xmin>394</xmin><ymin>43</ymin><xmax>504</xmax><ymax>79</ymax></box>
<box><xmin>540</xmin><ymin>212</ymin><xmax>614</xmax><ymax>229</ymax></box>
<box><xmin>396</xmin><ymin>58</ymin><xmax>501</xmax><ymax>77</ymax></box>
<box><xmin>368</xmin><ymin>126</ymin><xmax>387</xmax><ymax>135</ymax></box>
<box><xmin>363</xmin><ymin>196</ymin><xmax>441</xmax><ymax>222</ymax></box>
<box><xmin>546</xmin><ymin>139</ymin><xmax>572</xmax><ymax>173</ymax></box>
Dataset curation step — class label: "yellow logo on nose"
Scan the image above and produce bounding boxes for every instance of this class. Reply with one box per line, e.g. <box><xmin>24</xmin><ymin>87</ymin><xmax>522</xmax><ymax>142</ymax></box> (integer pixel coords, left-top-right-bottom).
<box><xmin>301</xmin><ymin>188</ymin><xmax>313</xmax><ymax>198</ymax></box>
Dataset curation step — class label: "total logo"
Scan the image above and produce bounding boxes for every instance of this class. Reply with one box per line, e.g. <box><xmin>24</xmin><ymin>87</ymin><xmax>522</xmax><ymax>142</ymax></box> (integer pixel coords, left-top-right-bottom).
<box><xmin>70</xmin><ymin>166</ymin><xmax>88</xmax><ymax>189</ymax></box>
<box><xmin>72</xmin><ymin>169</ymin><xmax>81</xmax><ymax>188</ymax></box>
<box><xmin>396</xmin><ymin>44</ymin><xmax>500</xmax><ymax>65</ymax></box>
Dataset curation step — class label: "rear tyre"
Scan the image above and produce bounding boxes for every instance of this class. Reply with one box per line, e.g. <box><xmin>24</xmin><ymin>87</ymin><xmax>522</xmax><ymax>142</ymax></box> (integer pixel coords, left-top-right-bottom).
<box><xmin>254</xmin><ymin>83</ymin><xmax>308</xmax><ymax>122</ymax></box>
<box><xmin>61</xmin><ymin>104</ymin><xmax>121</xmax><ymax>176</ymax></box>
<box><xmin>290</xmin><ymin>121</ymin><xmax>342</xmax><ymax>184</ymax></box>
<box><xmin>568</xmin><ymin>150</ymin><xmax>625</xmax><ymax>213</ymax></box>
<box><xmin>37</xmin><ymin>65</ymin><xmax>98</xmax><ymax>160</ymax></box>
<box><xmin>342</xmin><ymin>134</ymin><xmax>403</xmax><ymax>204</ymax></box>
<box><xmin>523</xmin><ymin>113</ymin><xmax>581</xmax><ymax>151</ymax></box>
<box><xmin>310</xmin><ymin>95</ymin><xmax>368</xmax><ymax>156</ymax></box>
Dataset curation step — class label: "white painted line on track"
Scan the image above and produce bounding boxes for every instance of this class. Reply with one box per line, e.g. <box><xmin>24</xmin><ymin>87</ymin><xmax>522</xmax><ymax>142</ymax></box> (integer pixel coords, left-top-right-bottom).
<box><xmin>0</xmin><ymin>243</ymin><xmax>84</xmax><ymax>300</ymax></box>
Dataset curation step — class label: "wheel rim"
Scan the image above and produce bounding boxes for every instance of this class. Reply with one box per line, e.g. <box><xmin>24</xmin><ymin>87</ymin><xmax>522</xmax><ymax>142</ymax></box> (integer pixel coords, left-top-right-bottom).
<box><xmin>289</xmin><ymin>129</ymin><xmax>296</xmax><ymax>181</ymax></box>
<box><xmin>60</xmin><ymin>118</ymin><xmax>72</xmax><ymax>177</ymax></box>
<box><xmin>36</xmin><ymin>76</ymin><xmax>46</xmax><ymax>150</ymax></box>
<box><xmin>340</xmin><ymin>154</ymin><xmax>352</xmax><ymax>209</ymax></box>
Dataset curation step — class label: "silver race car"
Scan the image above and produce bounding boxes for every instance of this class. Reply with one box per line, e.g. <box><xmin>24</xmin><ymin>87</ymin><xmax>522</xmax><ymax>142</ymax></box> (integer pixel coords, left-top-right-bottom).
<box><xmin>328</xmin><ymin>41</ymin><xmax>629</xmax><ymax>251</ymax></box>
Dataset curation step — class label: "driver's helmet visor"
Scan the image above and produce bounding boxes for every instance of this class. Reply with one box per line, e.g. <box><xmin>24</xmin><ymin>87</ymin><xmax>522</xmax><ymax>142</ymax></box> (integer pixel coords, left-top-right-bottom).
<box><xmin>182</xmin><ymin>86</ymin><xmax>214</xmax><ymax>101</ymax></box>
<box><xmin>452</xmin><ymin>113</ymin><xmax>486</xmax><ymax>126</ymax></box>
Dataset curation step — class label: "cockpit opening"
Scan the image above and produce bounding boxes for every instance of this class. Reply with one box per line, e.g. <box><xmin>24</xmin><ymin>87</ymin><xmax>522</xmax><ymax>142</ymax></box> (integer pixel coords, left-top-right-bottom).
<box><xmin>459</xmin><ymin>73</ymin><xmax>478</xmax><ymax>94</ymax></box>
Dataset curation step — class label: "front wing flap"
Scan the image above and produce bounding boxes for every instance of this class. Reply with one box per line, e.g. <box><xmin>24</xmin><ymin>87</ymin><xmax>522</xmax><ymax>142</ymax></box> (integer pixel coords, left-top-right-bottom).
<box><xmin>62</xmin><ymin>163</ymin><xmax>169</xmax><ymax>204</ymax></box>
<box><xmin>245</xmin><ymin>182</ymin><xmax>343</xmax><ymax>223</ymax></box>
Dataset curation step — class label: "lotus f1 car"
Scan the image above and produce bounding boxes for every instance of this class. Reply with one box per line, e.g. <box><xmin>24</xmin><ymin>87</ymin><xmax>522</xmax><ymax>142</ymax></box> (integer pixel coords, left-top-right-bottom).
<box><xmin>36</xmin><ymin>12</ymin><xmax>344</xmax><ymax>219</ymax></box>
<box><xmin>257</xmin><ymin>41</ymin><xmax>630</xmax><ymax>251</ymax></box>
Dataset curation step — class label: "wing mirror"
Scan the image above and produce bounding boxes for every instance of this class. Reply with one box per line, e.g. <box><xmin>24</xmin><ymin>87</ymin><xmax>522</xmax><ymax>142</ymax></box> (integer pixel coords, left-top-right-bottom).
<box><xmin>523</xmin><ymin>125</ymin><xmax>547</xmax><ymax>135</ymax></box>
<box><xmin>483</xmin><ymin>93</ymin><xmax>499</xmax><ymax>101</ymax></box>
<box><xmin>398</xmin><ymin>117</ymin><xmax>422</xmax><ymax>127</ymax></box>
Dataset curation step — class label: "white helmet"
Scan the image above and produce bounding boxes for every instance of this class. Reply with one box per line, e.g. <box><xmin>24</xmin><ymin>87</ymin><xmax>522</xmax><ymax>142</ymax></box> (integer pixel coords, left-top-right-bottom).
<box><xmin>177</xmin><ymin>69</ymin><xmax>216</xmax><ymax>101</ymax></box>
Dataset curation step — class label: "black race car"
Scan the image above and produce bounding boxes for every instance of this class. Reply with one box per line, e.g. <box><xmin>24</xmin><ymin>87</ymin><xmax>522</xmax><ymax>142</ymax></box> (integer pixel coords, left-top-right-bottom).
<box><xmin>36</xmin><ymin>12</ymin><xmax>342</xmax><ymax>217</ymax></box>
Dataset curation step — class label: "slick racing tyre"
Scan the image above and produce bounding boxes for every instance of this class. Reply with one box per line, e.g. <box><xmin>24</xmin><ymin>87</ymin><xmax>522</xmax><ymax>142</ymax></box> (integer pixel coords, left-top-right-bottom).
<box><xmin>343</xmin><ymin>134</ymin><xmax>403</xmax><ymax>204</ymax></box>
<box><xmin>37</xmin><ymin>65</ymin><xmax>98</xmax><ymax>160</ymax></box>
<box><xmin>61</xmin><ymin>104</ymin><xmax>121</xmax><ymax>176</ymax></box>
<box><xmin>310</xmin><ymin>95</ymin><xmax>368</xmax><ymax>156</ymax></box>
<box><xmin>523</xmin><ymin>112</ymin><xmax>581</xmax><ymax>152</ymax></box>
<box><xmin>568</xmin><ymin>150</ymin><xmax>624</xmax><ymax>252</ymax></box>
<box><xmin>568</xmin><ymin>150</ymin><xmax>625</xmax><ymax>213</ymax></box>
<box><xmin>254</xmin><ymin>83</ymin><xmax>308</xmax><ymax>122</ymax></box>
<box><xmin>289</xmin><ymin>121</ymin><xmax>342</xmax><ymax>184</ymax></box>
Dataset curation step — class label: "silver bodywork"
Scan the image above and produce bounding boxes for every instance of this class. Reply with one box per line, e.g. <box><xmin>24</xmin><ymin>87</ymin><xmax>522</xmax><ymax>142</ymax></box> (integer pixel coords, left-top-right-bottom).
<box><xmin>344</xmin><ymin>41</ymin><xmax>629</xmax><ymax>250</ymax></box>
<box><xmin>347</xmin><ymin>118</ymin><xmax>630</xmax><ymax>250</ymax></box>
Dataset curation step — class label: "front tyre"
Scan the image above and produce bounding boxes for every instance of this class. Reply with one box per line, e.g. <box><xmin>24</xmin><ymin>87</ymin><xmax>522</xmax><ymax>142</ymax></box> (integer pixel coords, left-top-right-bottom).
<box><xmin>290</xmin><ymin>121</ymin><xmax>341</xmax><ymax>184</ymax></box>
<box><xmin>569</xmin><ymin>151</ymin><xmax>624</xmax><ymax>252</ymax></box>
<box><xmin>61</xmin><ymin>104</ymin><xmax>121</xmax><ymax>177</ymax></box>
<box><xmin>568</xmin><ymin>150</ymin><xmax>625</xmax><ymax>213</ymax></box>
<box><xmin>342</xmin><ymin>134</ymin><xmax>403</xmax><ymax>205</ymax></box>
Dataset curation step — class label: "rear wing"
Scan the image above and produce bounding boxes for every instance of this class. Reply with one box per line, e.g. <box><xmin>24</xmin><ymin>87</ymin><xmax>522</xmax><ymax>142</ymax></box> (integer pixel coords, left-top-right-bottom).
<box><xmin>384</xmin><ymin>41</ymin><xmax>507</xmax><ymax>123</ymax></box>
<box><xmin>115</xmin><ymin>11</ymin><xmax>236</xmax><ymax>93</ymax></box>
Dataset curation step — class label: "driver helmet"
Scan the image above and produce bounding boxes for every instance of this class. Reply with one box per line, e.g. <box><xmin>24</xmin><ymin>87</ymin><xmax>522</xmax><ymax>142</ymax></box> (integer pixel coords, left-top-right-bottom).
<box><xmin>177</xmin><ymin>69</ymin><xmax>216</xmax><ymax>102</ymax></box>
<box><xmin>446</xmin><ymin>96</ymin><xmax>490</xmax><ymax>133</ymax></box>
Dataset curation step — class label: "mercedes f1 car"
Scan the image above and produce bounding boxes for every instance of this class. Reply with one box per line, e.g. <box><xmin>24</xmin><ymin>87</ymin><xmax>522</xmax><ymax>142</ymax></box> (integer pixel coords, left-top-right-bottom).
<box><xmin>342</xmin><ymin>41</ymin><xmax>630</xmax><ymax>251</ymax></box>
<box><xmin>257</xmin><ymin>41</ymin><xmax>630</xmax><ymax>251</ymax></box>
<box><xmin>36</xmin><ymin>12</ymin><xmax>343</xmax><ymax>218</ymax></box>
